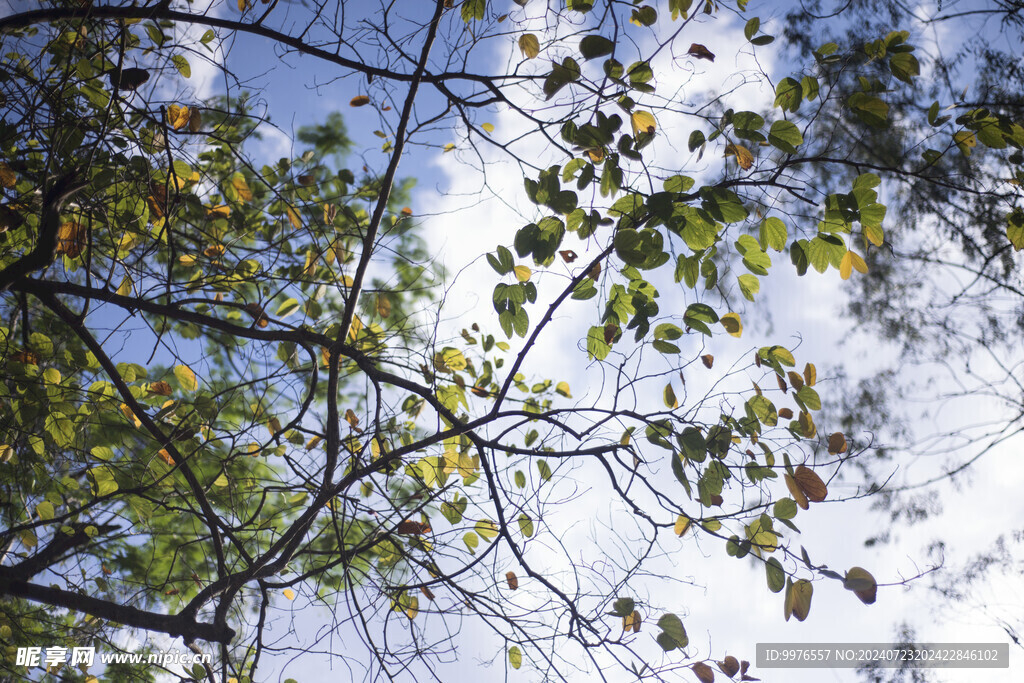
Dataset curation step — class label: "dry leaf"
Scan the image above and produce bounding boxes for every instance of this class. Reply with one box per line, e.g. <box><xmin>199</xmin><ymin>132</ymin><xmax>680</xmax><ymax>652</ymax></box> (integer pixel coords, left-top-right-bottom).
<box><xmin>505</xmin><ymin>571</ymin><xmax>519</xmax><ymax>590</ymax></box>
<box><xmin>350</xmin><ymin>95</ymin><xmax>371</xmax><ymax>107</ymax></box>
<box><xmin>701</xmin><ymin>354</ymin><xmax>714</xmax><ymax>369</ymax></box>
<box><xmin>793</xmin><ymin>464</ymin><xmax>827</xmax><ymax>502</ymax></box>
<box><xmin>687</xmin><ymin>43</ymin><xmax>716</xmax><ymax>61</ymax></box>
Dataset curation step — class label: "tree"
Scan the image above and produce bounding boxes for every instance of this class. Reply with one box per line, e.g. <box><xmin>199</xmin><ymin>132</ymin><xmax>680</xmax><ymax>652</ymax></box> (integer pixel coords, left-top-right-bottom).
<box><xmin>778</xmin><ymin>1</ymin><xmax>1024</xmax><ymax>673</ymax></box>
<box><xmin>0</xmin><ymin>2</ymin><xmax>1020</xmax><ymax>682</ymax></box>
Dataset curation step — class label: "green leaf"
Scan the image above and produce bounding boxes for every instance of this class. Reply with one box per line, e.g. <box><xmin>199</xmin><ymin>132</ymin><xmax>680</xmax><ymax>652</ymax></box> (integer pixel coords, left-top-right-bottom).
<box><xmin>766</xmin><ymin>557</ymin><xmax>785</xmax><ymax>593</ymax></box>
<box><xmin>759</xmin><ymin>217</ymin><xmax>788</xmax><ymax>251</ymax></box>
<box><xmin>508</xmin><ymin>645</ymin><xmax>523</xmax><ymax>669</ymax></box>
<box><xmin>683</xmin><ymin>303</ymin><xmax>718</xmax><ymax>336</ymax></box>
<box><xmin>889</xmin><ymin>52</ymin><xmax>920</xmax><ymax>83</ymax></box>
<box><xmin>848</xmin><ymin>92</ymin><xmax>889</xmax><ymax>128</ymax></box>
<box><xmin>171</xmin><ymin>55</ymin><xmax>191</xmax><ymax>78</ymax></box>
<box><xmin>461</xmin><ymin>0</ymin><xmax>486</xmax><ymax>22</ymax></box>
<box><xmin>514</xmin><ymin>470</ymin><xmax>526</xmax><ymax>488</ymax></box>
<box><xmin>656</xmin><ymin>613</ymin><xmax>688</xmax><ymax>650</ymax></box>
<box><xmin>768</xmin><ymin>120</ymin><xmax>803</xmax><ymax>153</ymax></box>
<box><xmin>518</xmin><ymin>514</ymin><xmax>535</xmax><ymax>537</ymax></box>
<box><xmin>611</xmin><ymin>597</ymin><xmax>635</xmax><ymax>617</ymax></box>
<box><xmin>1007</xmin><ymin>210</ymin><xmax>1024</xmax><ymax>251</ymax></box>
<box><xmin>536</xmin><ymin>459</ymin><xmax>552</xmax><ymax>481</ymax></box>
<box><xmin>35</xmin><ymin>501</ymin><xmax>54</xmax><ymax>520</ymax></box>
<box><xmin>737</xmin><ymin>274</ymin><xmax>760</xmax><ymax>301</ymax></box>
<box><xmin>796</xmin><ymin>385</ymin><xmax>821</xmax><ymax>411</ymax></box>
<box><xmin>773</xmin><ymin>497</ymin><xmax>798</xmax><ymax>520</ymax></box>
<box><xmin>276</xmin><ymin>297</ymin><xmax>300</xmax><ymax>318</ymax></box>
<box><xmin>579</xmin><ymin>35</ymin><xmax>614</xmax><ymax>59</ymax></box>
<box><xmin>774</xmin><ymin>77</ymin><xmax>802</xmax><ymax>113</ymax></box>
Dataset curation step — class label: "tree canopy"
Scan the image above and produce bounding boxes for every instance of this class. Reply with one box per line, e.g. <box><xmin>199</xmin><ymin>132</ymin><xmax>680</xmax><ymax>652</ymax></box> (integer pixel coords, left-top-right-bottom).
<box><xmin>0</xmin><ymin>1</ymin><xmax>1021</xmax><ymax>682</ymax></box>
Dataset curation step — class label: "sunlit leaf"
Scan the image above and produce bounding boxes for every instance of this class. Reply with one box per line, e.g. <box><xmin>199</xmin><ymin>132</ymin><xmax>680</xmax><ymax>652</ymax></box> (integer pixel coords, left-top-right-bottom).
<box><xmin>519</xmin><ymin>33</ymin><xmax>540</xmax><ymax>59</ymax></box>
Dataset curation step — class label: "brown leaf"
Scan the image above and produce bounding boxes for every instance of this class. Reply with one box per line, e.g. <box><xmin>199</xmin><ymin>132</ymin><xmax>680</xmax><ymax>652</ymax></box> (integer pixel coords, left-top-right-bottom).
<box><xmin>56</xmin><ymin>222</ymin><xmax>85</xmax><ymax>258</ymax></box>
<box><xmin>827</xmin><ymin>432</ymin><xmax>848</xmax><ymax>455</ymax></box>
<box><xmin>148</xmin><ymin>381</ymin><xmax>172</xmax><ymax>396</ymax></box>
<box><xmin>505</xmin><ymin>571</ymin><xmax>519</xmax><ymax>590</ymax></box>
<box><xmin>603</xmin><ymin>324</ymin><xmax>618</xmax><ymax>344</ymax></box>
<box><xmin>725</xmin><ymin>143</ymin><xmax>753</xmax><ymax>170</ymax></box>
<box><xmin>588</xmin><ymin>261</ymin><xmax>602</xmax><ymax>280</ymax></box>
<box><xmin>787</xmin><ymin>370</ymin><xmax>804</xmax><ymax>391</ymax></box>
<box><xmin>692</xmin><ymin>661</ymin><xmax>715</xmax><ymax>683</ymax></box>
<box><xmin>559</xmin><ymin>249</ymin><xmax>577</xmax><ymax>263</ymax></box>
<box><xmin>188</xmin><ymin>107</ymin><xmax>202</xmax><ymax>132</ymax></box>
<box><xmin>0</xmin><ymin>162</ymin><xmax>17</xmax><ymax>188</ymax></box>
<box><xmin>776</xmin><ymin>374</ymin><xmax>788</xmax><ymax>392</ymax></box>
<box><xmin>687</xmin><ymin>43</ymin><xmax>716</xmax><ymax>61</ymax></box>
<box><xmin>753</xmin><ymin>352</ymin><xmax>761</xmax><ymax>368</ymax></box>
<box><xmin>718</xmin><ymin>656</ymin><xmax>740</xmax><ymax>677</ymax></box>
<box><xmin>701</xmin><ymin>354</ymin><xmax>714</xmax><ymax>369</ymax></box>
<box><xmin>350</xmin><ymin>95</ymin><xmax>371</xmax><ymax>107</ymax></box>
<box><xmin>395</xmin><ymin>520</ymin><xmax>430</xmax><ymax>535</ymax></box>
<box><xmin>778</xmin><ymin>407</ymin><xmax>794</xmax><ymax>420</ymax></box>
<box><xmin>13</xmin><ymin>350</ymin><xmax>39</xmax><ymax>366</ymax></box>
<box><xmin>793</xmin><ymin>464</ymin><xmax>827</xmax><ymax>502</ymax></box>
<box><xmin>420</xmin><ymin>585</ymin><xmax>435</xmax><ymax>600</ymax></box>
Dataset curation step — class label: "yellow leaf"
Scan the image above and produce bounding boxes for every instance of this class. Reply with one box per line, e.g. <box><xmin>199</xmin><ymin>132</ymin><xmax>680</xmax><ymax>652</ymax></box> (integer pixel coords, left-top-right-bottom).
<box><xmin>720</xmin><ymin>312</ymin><xmax>742</xmax><ymax>337</ymax></box>
<box><xmin>518</xmin><ymin>33</ymin><xmax>540</xmax><ymax>59</ymax></box>
<box><xmin>174</xmin><ymin>364</ymin><xmax>198</xmax><ymax>391</ymax></box>
<box><xmin>864</xmin><ymin>224</ymin><xmax>884</xmax><ymax>247</ymax></box>
<box><xmin>56</xmin><ymin>222</ymin><xmax>85</xmax><ymax>258</ymax></box>
<box><xmin>555</xmin><ymin>381</ymin><xmax>572</xmax><ymax>398</ymax></box>
<box><xmin>630</xmin><ymin>110</ymin><xmax>657</xmax><ymax>136</ymax></box>
<box><xmin>441</xmin><ymin>348</ymin><xmax>468</xmax><ymax>371</ymax></box>
<box><xmin>231</xmin><ymin>174</ymin><xmax>253</xmax><ymax>201</ymax></box>
<box><xmin>286</xmin><ymin>206</ymin><xmax>302</xmax><ymax>229</ymax></box>
<box><xmin>787</xmin><ymin>579</ymin><xmax>812</xmax><ymax>621</ymax></box>
<box><xmin>305</xmin><ymin>435</ymin><xmax>323</xmax><ymax>451</ymax></box>
<box><xmin>119</xmin><ymin>403</ymin><xmax>141</xmax><ymax>428</ymax></box>
<box><xmin>725</xmin><ymin>143</ymin><xmax>754</xmax><ymax>170</ymax></box>
<box><xmin>849</xmin><ymin>250</ymin><xmax>868</xmax><ymax>273</ymax></box>
<box><xmin>803</xmin><ymin>362</ymin><xmax>816</xmax><ymax>386</ymax></box>
<box><xmin>116</xmin><ymin>275</ymin><xmax>132</xmax><ymax>297</ymax></box>
<box><xmin>673</xmin><ymin>514</ymin><xmax>692</xmax><ymax>536</ymax></box>
<box><xmin>282</xmin><ymin>588</ymin><xmax>295</xmax><ymax>600</ymax></box>
<box><xmin>376</xmin><ymin>293</ymin><xmax>391</xmax><ymax>318</ymax></box>
<box><xmin>212</xmin><ymin>473</ymin><xmax>229</xmax><ymax>487</ymax></box>
<box><xmin>167</xmin><ymin>104</ymin><xmax>190</xmax><ymax>130</ymax></box>
<box><xmin>840</xmin><ymin>250</ymin><xmax>853</xmax><ymax>280</ymax></box>
<box><xmin>204</xmin><ymin>244</ymin><xmax>225</xmax><ymax>257</ymax></box>
<box><xmin>406</xmin><ymin>595</ymin><xmax>419</xmax><ymax>620</ymax></box>
<box><xmin>443</xmin><ymin>142</ymin><xmax>456</xmax><ymax>153</ymax></box>
<box><xmin>481</xmin><ymin>122</ymin><xmax>495</xmax><ymax>133</ymax></box>
<box><xmin>267</xmin><ymin>417</ymin><xmax>282</xmax><ymax>436</ymax></box>
<box><xmin>207</xmin><ymin>205</ymin><xmax>230</xmax><ymax>219</ymax></box>
<box><xmin>513</xmin><ymin>264</ymin><xmax>531</xmax><ymax>282</ymax></box>
<box><xmin>0</xmin><ymin>162</ymin><xmax>16</xmax><ymax>188</ymax></box>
